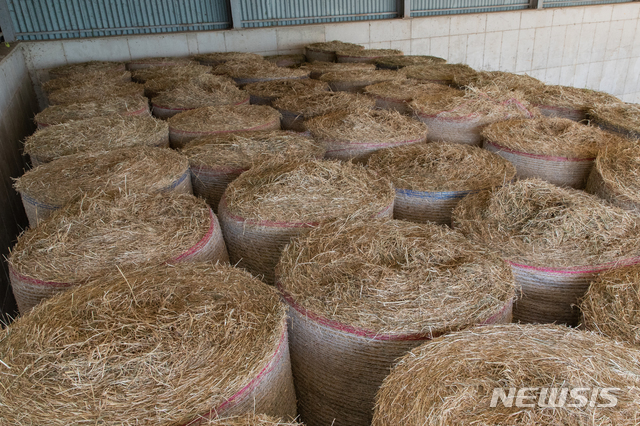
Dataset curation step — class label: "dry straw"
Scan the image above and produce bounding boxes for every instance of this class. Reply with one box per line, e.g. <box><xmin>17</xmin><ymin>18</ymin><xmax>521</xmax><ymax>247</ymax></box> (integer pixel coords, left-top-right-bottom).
<box><xmin>42</xmin><ymin>69</ymin><xmax>132</xmax><ymax>94</ymax></box>
<box><xmin>453</xmin><ymin>70</ymin><xmax>543</xmax><ymax>91</ymax></box>
<box><xmin>272</xmin><ymin>92</ymin><xmax>376</xmax><ymax>132</ymax></box>
<box><xmin>401</xmin><ymin>63</ymin><xmax>477</xmax><ymax>85</ymax></box>
<box><xmin>167</xmin><ymin>104</ymin><xmax>282</xmax><ymax>149</ymax></box>
<box><xmin>452</xmin><ymin>178</ymin><xmax>640</xmax><ymax>325</ymax></box>
<box><xmin>0</xmin><ymin>262</ymin><xmax>297</xmax><ymax>424</ymax></box>
<box><xmin>182</xmin><ymin>130</ymin><xmax>325</xmax><ymax>212</ymax></box>
<box><xmin>151</xmin><ymin>74</ymin><xmax>250</xmax><ymax>119</ymax></box>
<box><xmin>47</xmin><ymin>81</ymin><xmax>145</xmax><ymax>105</ymax></box>
<box><xmin>210</xmin><ymin>415</ymin><xmax>302</xmax><ymax>426</ymax></box>
<box><xmin>145</xmin><ymin>73</ymin><xmax>234</xmax><ymax>99</ymax></box>
<box><xmin>304</xmin><ymin>41</ymin><xmax>364</xmax><ymax>62</ymax></box>
<box><xmin>367</xmin><ymin>143</ymin><xmax>516</xmax><ymax>224</ymax></box>
<box><xmin>482</xmin><ymin>117</ymin><xmax>616</xmax><ymax>189</ymax></box>
<box><xmin>300</xmin><ymin>62</ymin><xmax>376</xmax><ymax>79</ymax></box>
<box><xmin>14</xmin><ymin>146</ymin><xmax>192</xmax><ymax>226</ymax></box>
<box><xmin>194</xmin><ymin>51</ymin><xmax>265</xmax><ymax>66</ymax></box>
<box><xmin>374</xmin><ymin>55</ymin><xmax>447</xmax><ymax>70</ymax></box>
<box><xmin>132</xmin><ymin>63</ymin><xmax>213</xmax><ymax>83</ymax></box>
<box><xmin>219</xmin><ymin>159</ymin><xmax>395</xmax><ymax>284</ymax></box>
<box><xmin>373</xmin><ymin>324</ymin><xmax>640</xmax><ymax>426</ymax></box>
<box><xmin>278</xmin><ymin>218</ymin><xmax>515</xmax><ymax>425</ymax></box>
<box><xmin>126</xmin><ymin>56</ymin><xmax>196</xmax><ymax>70</ymax></box>
<box><xmin>25</xmin><ymin>115</ymin><xmax>169</xmax><ymax>166</ymax></box>
<box><xmin>364</xmin><ymin>79</ymin><xmax>462</xmax><ymax>114</ymax></box>
<box><xmin>48</xmin><ymin>60</ymin><xmax>126</xmax><ymax>79</ymax></box>
<box><xmin>34</xmin><ymin>95</ymin><xmax>150</xmax><ymax>127</ymax></box>
<box><xmin>336</xmin><ymin>48</ymin><xmax>403</xmax><ymax>64</ymax></box>
<box><xmin>306</xmin><ymin>107</ymin><xmax>428</xmax><ymax>162</ymax></box>
<box><xmin>589</xmin><ymin>102</ymin><xmax>640</xmax><ymax>139</ymax></box>
<box><xmin>244</xmin><ymin>79</ymin><xmax>330</xmax><ymax>105</ymax></box>
<box><xmin>8</xmin><ymin>192</ymin><xmax>228</xmax><ymax>313</ymax></box>
<box><xmin>213</xmin><ymin>60</ymin><xmax>310</xmax><ymax>86</ymax></box>
<box><xmin>525</xmin><ymin>85</ymin><xmax>622</xmax><ymax>121</ymax></box>
<box><xmin>318</xmin><ymin>69</ymin><xmax>405</xmax><ymax>93</ymax></box>
<box><xmin>265</xmin><ymin>54</ymin><xmax>307</xmax><ymax>68</ymax></box>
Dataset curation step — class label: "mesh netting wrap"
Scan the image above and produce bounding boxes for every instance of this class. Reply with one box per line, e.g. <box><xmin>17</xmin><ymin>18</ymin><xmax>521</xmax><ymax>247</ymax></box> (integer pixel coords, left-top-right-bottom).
<box><xmin>588</xmin><ymin>102</ymin><xmax>640</xmax><ymax>140</ymax></box>
<box><xmin>335</xmin><ymin>48</ymin><xmax>403</xmax><ymax>64</ymax></box>
<box><xmin>534</xmin><ymin>104</ymin><xmax>586</xmax><ymax>121</ymax></box>
<box><xmin>394</xmin><ymin>189</ymin><xmax>479</xmax><ymax>225</ymax></box>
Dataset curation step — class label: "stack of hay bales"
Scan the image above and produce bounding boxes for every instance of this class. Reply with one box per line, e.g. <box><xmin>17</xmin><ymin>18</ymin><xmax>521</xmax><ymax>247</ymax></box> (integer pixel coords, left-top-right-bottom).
<box><xmin>273</xmin><ymin>92</ymin><xmax>376</xmax><ymax>132</ymax></box>
<box><xmin>401</xmin><ymin>63</ymin><xmax>476</xmax><ymax>86</ymax></box>
<box><xmin>0</xmin><ymin>262</ymin><xmax>297</xmax><ymax>423</ymax></box>
<box><xmin>213</xmin><ymin>60</ymin><xmax>310</xmax><ymax>86</ymax></box>
<box><xmin>374</xmin><ymin>55</ymin><xmax>447</xmax><ymax>70</ymax></box>
<box><xmin>126</xmin><ymin>56</ymin><xmax>196</xmax><ymax>70</ymax></box>
<box><xmin>14</xmin><ymin>146</ymin><xmax>192</xmax><ymax>226</ymax></box>
<box><xmin>482</xmin><ymin>117</ymin><xmax>615</xmax><ymax>189</ymax></box>
<box><xmin>167</xmin><ymin>104</ymin><xmax>281</xmax><ymax>148</ymax></box>
<box><xmin>8</xmin><ymin>192</ymin><xmax>228</xmax><ymax>313</ymax></box>
<box><xmin>47</xmin><ymin>81</ymin><xmax>145</xmax><ymax>105</ymax></box>
<box><xmin>452</xmin><ymin>179</ymin><xmax>640</xmax><ymax>326</ymax></box>
<box><xmin>300</xmin><ymin>61</ymin><xmax>376</xmax><ymax>79</ymax></box>
<box><xmin>306</xmin><ymin>108</ymin><xmax>428</xmax><ymax>162</ymax></box>
<box><xmin>319</xmin><ymin>69</ymin><xmax>404</xmax><ymax>93</ymax></box>
<box><xmin>364</xmin><ymin>80</ymin><xmax>462</xmax><ymax>114</ymax></box>
<box><xmin>304</xmin><ymin>41</ymin><xmax>364</xmax><ymax>62</ymax></box>
<box><xmin>367</xmin><ymin>143</ymin><xmax>515</xmax><ymax>225</ymax></box>
<box><xmin>335</xmin><ymin>48</ymin><xmax>403</xmax><ymax>63</ymax></box>
<box><xmin>265</xmin><ymin>54</ymin><xmax>307</xmax><ymax>68</ymax></box>
<box><xmin>244</xmin><ymin>79</ymin><xmax>330</xmax><ymax>105</ymax></box>
<box><xmin>373</xmin><ymin>324</ymin><xmax>640</xmax><ymax>425</ymax></box>
<box><xmin>194</xmin><ymin>51</ymin><xmax>264</xmax><ymax>67</ymax></box>
<box><xmin>151</xmin><ymin>74</ymin><xmax>250</xmax><ymax>119</ymax></box>
<box><xmin>589</xmin><ymin>102</ymin><xmax>640</xmax><ymax>139</ymax></box>
<box><xmin>277</xmin><ymin>218</ymin><xmax>516</xmax><ymax>426</ymax></box>
<box><xmin>25</xmin><ymin>115</ymin><xmax>169</xmax><ymax>166</ymax></box>
<box><xmin>524</xmin><ymin>85</ymin><xmax>622</xmax><ymax>121</ymax></box>
<box><xmin>48</xmin><ymin>61</ymin><xmax>126</xmax><ymax>79</ymax></box>
<box><xmin>182</xmin><ymin>131</ymin><xmax>325</xmax><ymax>212</ymax></box>
<box><xmin>218</xmin><ymin>159</ymin><xmax>395</xmax><ymax>284</ymax></box>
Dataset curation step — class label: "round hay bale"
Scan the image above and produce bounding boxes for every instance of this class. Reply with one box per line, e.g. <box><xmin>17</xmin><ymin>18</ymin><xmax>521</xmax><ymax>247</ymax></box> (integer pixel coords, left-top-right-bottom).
<box><xmin>126</xmin><ymin>56</ymin><xmax>196</xmax><ymax>71</ymax></box>
<box><xmin>364</xmin><ymin>79</ymin><xmax>461</xmax><ymax>114</ymax></box>
<box><xmin>211</xmin><ymin>414</ymin><xmax>302</xmax><ymax>426</ymax></box>
<box><xmin>277</xmin><ymin>218</ymin><xmax>516</xmax><ymax>426</ymax></box>
<box><xmin>167</xmin><ymin>105</ymin><xmax>282</xmax><ymax>149</ymax></box>
<box><xmin>525</xmin><ymin>85</ymin><xmax>622</xmax><ymax>122</ymax></box>
<box><xmin>8</xmin><ymin>192</ymin><xmax>229</xmax><ymax>313</ymax></box>
<box><xmin>213</xmin><ymin>61</ymin><xmax>310</xmax><ymax>87</ymax></box>
<box><xmin>182</xmin><ymin>131</ymin><xmax>325</xmax><ymax>212</ymax></box>
<box><xmin>300</xmin><ymin>61</ymin><xmax>376</xmax><ymax>79</ymax></box>
<box><xmin>48</xmin><ymin>61</ymin><xmax>126</xmax><ymax>79</ymax></box>
<box><xmin>372</xmin><ymin>324</ymin><xmax>640</xmax><ymax>426</ymax></box>
<box><xmin>318</xmin><ymin>69</ymin><xmax>405</xmax><ymax>93</ymax></box>
<box><xmin>0</xmin><ymin>262</ymin><xmax>297</xmax><ymax>424</ymax></box>
<box><xmin>265</xmin><ymin>54</ymin><xmax>307</xmax><ymax>68</ymax></box>
<box><xmin>145</xmin><ymin>73</ymin><xmax>233</xmax><ymax>99</ymax></box>
<box><xmin>336</xmin><ymin>48</ymin><xmax>403</xmax><ymax>64</ymax></box>
<box><xmin>304</xmin><ymin>41</ymin><xmax>364</xmax><ymax>63</ymax></box>
<box><xmin>452</xmin><ymin>179</ymin><xmax>640</xmax><ymax>326</ymax></box>
<box><xmin>14</xmin><ymin>146</ymin><xmax>192</xmax><ymax>227</ymax></box>
<box><xmin>151</xmin><ymin>74</ymin><xmax>250</xmax><ymax>119</ymax></box>
<box><xmin>25</xmin><ymin>115</ymin><xmax>169</xmax><ymax>166</ymax></box>
<box><xmin>453</xmin><ymin>70</ymin><xmax>543</xmax><ymax>91</ymax></box>
<box><xmin>272</xmin><ymin>92</ymin><xmax>376</xmax><ymax>132</ymax></box>
<box><xmin>401</xmin><ymin>63</ymin><xmax>477</xmax><ymax>86</ymax></box>
<box><xmin>47</xmin><ymin>81</ymin><xmax>145</xmax><ymax>106</ymax></box>
<box><xmin>131</xmin><ymin>62</ymin><xmax>213</xmax><ymax>84</ymax></box>
<box><xmin>482</xmin><ymin>117</ymin><xmax>612</xmax><ymax>189</ymax></box>
<box><xmin>194</xmin><ymin>52</ymin><xmax>265</xmax><ymax>67</ymax></box>
<box><xmin>34</xmin><ymin>95</ymin><xmax>150</xmax><ymax>128</ymax></box>
<box><xmin>42</xmin><ymin>69</ymin><xmax>132</xmax><ymax>94</ymax></box>
<box><xmin>589</xmin><ymin>102</ymin><xmax>640</xmax><ymax>139</ymax></box>
<box><xmin>367</xmin><ymin>143</ymin><xmax>516</xmax><ymax>225</ymax></box>
<box><xmin>218</xmin><ymin>159</ymin><xmax>395</xmax><ymax>284</ymax></box>
<box><xmin>244</xmin><ymin>79</ymin><xmax>330</xmax><ymax>106</ymax></box>
<box><xmin>306</xmin><ymin>108</ymin><xmax>428</xmax><ymax>162</ymax></box>
<box><xmin>410</xmin><ymin>89</ymin><xmax>535</xmax><ymax>146</ymax></box>
<box><xmin>374</xmin><ymin>55</ymin><xmax>447</xmax><ymax>70</ymax></box>
<box><xmin>586</xmin><ymin>139</ymin><xmax>640</xmax><ymax>212</ymax></box>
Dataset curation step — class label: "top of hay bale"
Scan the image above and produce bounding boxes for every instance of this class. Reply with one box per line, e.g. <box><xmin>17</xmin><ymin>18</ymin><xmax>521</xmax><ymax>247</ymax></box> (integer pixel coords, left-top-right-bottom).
<box><xmin>0</xmin><ymin>262</ymin><xmax>286</xmax><ymax>426</ymax></box>
<box><xmin>364</xmin><ymin>79</ymin><xmax>461</xmax><ymax>102</ymax></box>
<box><xmin>305</xmin><ymin>40</ymin><xmax>364</xmax><ymax>53</ymax></box>
<box><xmin>211</xmin><ymin>415</ymin><xmax>302</xmax><ymax>426</ymax></box>
<box><xmin>47</xmin><ymin>81</ymin><xmax>145</xmax><ymax>105</ymax></box>
<box><xmin>127</xmin><ymin>56</ymin><xmax>196</xmax><ymax>68</ymax></box>
<box><xmin>306</xmin><ymin>108</ymin><xmax>428</xmax><ymax>144</ymax></box>
<box><xmin>367</xmin><ymin>143</ymin><xmax>516</xmax><ymax>192</ymax></box>
<box><xmin>592</xmin><ymin>140</ymin><xmax>640</xmax><ymax>205</ymax></box>
<box><xmin>224</xmin><ymin>159</ymin><xmax>394</xmax><ymax>223</ymax></box>
<box><xmin>452</xmin><ymin>178</ymin><xmax>640</xmax><ymax>268</ymax></box>
<box><xmin>453</xmin><ymin>70</ymin><xmax>543</xmax><ymax>92</ymax></box>
<box><xmin>244</xmin><ymin>79</ymin><xmax>330</xmax><ymax>100</ymax></box>
<box><xmin>336</xmin><ymin>48</ymin><xmax>403</xmax><ymax>60</ymax></box>
<box><xmin>589</xmin><ymin>102</ymin><xmax>640</xmax><ymax>135</ymax></box>
<box><xmin>482</xmin><ymin>116</ymin><xmax>615</xmax><ymax>158</ymax></box>
<box><xmin>278</xmin><ymin>218</ymin><xmax>515</xmax><ymax>335</ymax></box>
<box><xmin>194</xmin><ymin>51</ymin><xmax>265</xmax><ymax>66</ymax></box>
<box><xmin>183</xmin><ymin>130</ymin><xmax>325</xmax><ymax>170</ymax></box>
<box><xmin>8</xmin><ymin>192</ymin><xmax>212</xmax><ymax>283</ymax></box>
<box><xmin>525</xmin><ymin>84</ymin><xmax>622</xmax><ymax>110</ymax></box>
<box><xmin>42</xmin><ymin>70</ymin><xmax>132</xmax><ymax>94</ymax></box>
<box><xmin>145</xmin><ymin>73</ymin><xmax>233</xmax><ymax>99</ymax></box>
<box><xmin>374</xmin><ymin>55</ymin><xmax>447</xmax><ymax>69</ymax></box>
<box><xmin>213</xmin><ymin>60</ymin><xmax>309</xmax><ymax>80</ymax></box>
<box><xmin>373</xmin><ymin>323</ymin><xmax>640</xmax><ymax>426</ymax></box>
<box><xmin>34</xmin><ymin>95</ymin><xmax>149</xmax><ymax>126</ymax></box>
<box><xmin>264</xmin><ymin>54</ymin><xmax>307</xmax><ymax>67</ymax></box>
<box><xmin>14</xmin><ymin>146</ymin><xmax>189</xmax><ymax>206</ymax></box>
<box><xmin>151</xmin><ymin>74</ymin><xmax>249</xmax><ymax>109</ymax></box>
<box><xmin>48</xmin><ymin>61</ymin><xmax>126</xmax><ymax>79</ymax></box>
<box><xmin>168</xmin><ymin>104</ymin><xmax>281</xmax><ymax>133</ymax></box>
<box><xmin>581</xmin><ymin>264</ymin><xmax>640</xmax><ymax>347</ymax></box>
<box><xmin>401</xmin><ymin>63</ymin><xmax>477</xmax><ymax>83</ymax></box>
<box><xmin>25</xmin><ymin>115</ymin><xmax>168</xmax><ymax>163</ymax></box>
<box><xmin>299</xmin><ymin>61</ymin><xmax>376</xmax><ymax>77</ymax></box>
<box><xmin>272</xmin><ymin>91</ymin><xmax>376</xmax><ymax>117</ymax></box>
<box><xmin>132</xmin><ymin>62</ymin><xmax>212</xmax><ymax>83</ymax></box>
<box><xmin>318</xmin><ymin>69</ymin><xmax>405</xmax><ymax>84</ymax></box>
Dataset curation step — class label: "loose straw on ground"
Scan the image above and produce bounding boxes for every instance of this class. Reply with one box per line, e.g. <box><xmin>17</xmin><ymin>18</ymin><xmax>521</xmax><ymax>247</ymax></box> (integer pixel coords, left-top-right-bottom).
<box><xmin>47</xmin><ymin>81</ymin><xmax>145</xmax><ymax>105</ymax></box>
<box><xmin>244</xmin><ymin>79</ymin><xmax>330</xmax><ymax>105</ymax></box>
<box><xmin>48</xmin><ymin>61</ymin><xmax>126</xmax><ymax>79</ymax></box>
<box><xmin>364</xmin><ymin>79</ymin><xmax>461</xmax><ymax>114</ymax></box>
<box><xmin>319</xmin><ymin>69</ymin><xmax>405</xmax><ymax>93</ymax></box>
<box><xmin>525</xmin><ymin>84</ymin><xmax>622</xmax><ymax>122</ymax></box>
<box><xmin>589</xmin><ymin>102</ymin><xmax>640</xmax><ymax>139</ymax></box>
<box><xmin>374</xmin><ymin>55</ymin><xmax>447</xmax><ymax>70</ymax></box>
<box><xmin>336</xmin><ymin>48</ymin><xmax>403</xmax><ymax>64</ymax></box>
<box><xmin>305</xmin><ymin>41</ymin><xmax>364</xmax><ymax>62</ymax></box>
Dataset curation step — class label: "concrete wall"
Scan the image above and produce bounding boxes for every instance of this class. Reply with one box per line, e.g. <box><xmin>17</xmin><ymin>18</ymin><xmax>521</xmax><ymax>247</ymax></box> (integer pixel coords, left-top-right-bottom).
<box><xmin>20</xmin><ymin>2</ymin><xmax>640</xmax><ymax>105</ymax></box>
<box><xmin>0</xmin><ymin>46</ymin><xmax>38</xmax><ymax>320</ymax></box>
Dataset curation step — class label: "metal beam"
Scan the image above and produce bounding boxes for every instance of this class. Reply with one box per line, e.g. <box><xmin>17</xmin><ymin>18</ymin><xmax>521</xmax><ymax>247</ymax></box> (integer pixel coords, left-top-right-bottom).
<box><xmin>404</xmin><ymin>0</ymin><xmax>411</xmax><ymax>18</ymax></box>
<box><xmin>0</xmin><ymin>0</ymin><xmax>16</xmax><ymax>42</ymax></box>
<box><xmin>530</xmin><ymin>0</ymin><xmax>545</xmax><ymax>9</ymax></box>
<box><xmin>229</xmin><ymin>0</ymin><xmax>243</xmax><ymax>29</ymax></box>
